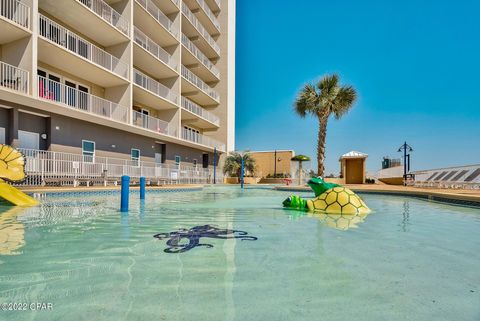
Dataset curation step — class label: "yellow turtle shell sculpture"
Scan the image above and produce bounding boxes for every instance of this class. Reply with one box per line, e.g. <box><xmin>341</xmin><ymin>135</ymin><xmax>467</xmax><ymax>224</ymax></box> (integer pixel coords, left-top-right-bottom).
<box><xmin>282</xmin><ymin>178</ymin><xmax>371</xmax><ymax>215</ymax></box>
<box><xmin>307</xmin><ymin>186</ymin><xmax>370</xmax><ymax>214</ymax></box>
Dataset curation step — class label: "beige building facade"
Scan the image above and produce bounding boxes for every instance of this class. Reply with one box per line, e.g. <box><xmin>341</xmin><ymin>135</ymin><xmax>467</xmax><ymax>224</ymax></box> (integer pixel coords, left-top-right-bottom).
<box><xmin>0</xmin><ymin>0</ymin><xmax>235</xmax><ymax>168</ymax></box>
<box><xmin>250</xmin><ymin>150</ymin><xmax>295</xmax><ymax>178</ymax></box>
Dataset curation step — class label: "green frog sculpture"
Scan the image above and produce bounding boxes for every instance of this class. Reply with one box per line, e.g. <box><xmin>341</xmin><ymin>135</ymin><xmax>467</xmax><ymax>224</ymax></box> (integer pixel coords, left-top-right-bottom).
<box><xmin>283</xmin><ymin>177</ymin><xmax>371</xmax><ymax>215</ymax></box>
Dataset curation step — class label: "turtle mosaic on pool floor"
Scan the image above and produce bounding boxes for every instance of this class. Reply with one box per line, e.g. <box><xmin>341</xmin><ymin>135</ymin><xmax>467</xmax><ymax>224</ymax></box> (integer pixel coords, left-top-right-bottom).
<box><xmin>153</xmin><ymin>224</ymin><xmax>258</xmax><ymax>253</ymax></box>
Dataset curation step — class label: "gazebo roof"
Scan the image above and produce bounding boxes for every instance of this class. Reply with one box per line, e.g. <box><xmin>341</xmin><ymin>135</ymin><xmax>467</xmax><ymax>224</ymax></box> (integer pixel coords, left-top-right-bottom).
<box><xmin>339</xmin><ymin>151</ymin><xmax>368</xmax><ymax>160</ymax></box>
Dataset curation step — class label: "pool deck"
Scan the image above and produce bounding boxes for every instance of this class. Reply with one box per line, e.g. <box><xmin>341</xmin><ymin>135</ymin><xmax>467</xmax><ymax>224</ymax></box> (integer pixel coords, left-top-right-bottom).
<box><xmin>19</xmin><ymin>184</ymin><xmax>204</xmax><ymax>194</ymax></box>
<box><xmin>275</xmin><ymin>184</ymin><xmax>480</xmax><ymax>204</ymax></box>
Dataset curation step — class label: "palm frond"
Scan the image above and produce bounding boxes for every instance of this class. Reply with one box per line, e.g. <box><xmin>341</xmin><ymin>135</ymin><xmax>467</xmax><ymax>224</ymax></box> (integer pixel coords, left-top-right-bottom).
<box><xmin>294</xmin><ymin>83</ymin><xmax>319</xmax><ymax>117</ymax></box>
<box><xmin>332</xmin><ymin>85</ymin><xmax>357</xmax><ymax>119</ymax></box>
<box><xmin>317</xmin><ymin>74</ymin><xmax>339</xmax><ymax>95</ymax></box>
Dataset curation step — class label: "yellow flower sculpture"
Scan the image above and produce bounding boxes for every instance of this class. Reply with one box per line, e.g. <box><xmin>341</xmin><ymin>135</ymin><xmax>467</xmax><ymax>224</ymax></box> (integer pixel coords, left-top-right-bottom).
<box><xmin>0</xmin><ymin>144</ymin><xmax>26</xmax><ymax>183</ymax></box>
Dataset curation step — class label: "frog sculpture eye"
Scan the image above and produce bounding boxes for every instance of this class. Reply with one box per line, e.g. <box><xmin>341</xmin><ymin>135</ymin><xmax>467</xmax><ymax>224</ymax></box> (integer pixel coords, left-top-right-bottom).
<box><xmin>0</xmin><ymin>145</ymin><xmax>26</xmax><ymax>183</ymax></box>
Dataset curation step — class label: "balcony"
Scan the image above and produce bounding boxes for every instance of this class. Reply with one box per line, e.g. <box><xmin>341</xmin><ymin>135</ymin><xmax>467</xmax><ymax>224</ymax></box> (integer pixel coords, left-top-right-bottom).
<box><xmin>38</xmin><ymin>0</ymin><xmax>129</xmax><ymax>46</ymax></box>
<box><xmin>134</xmin><ymin>0</ymin><xmax>179</xmax><ymax>47</ymax></box>
<box><xmin>181</xmin><ymin>2</ymin><xmax>220</xmax><ymax>58</ymax></box>
<box><xmin>181</xmin><ymin>96</ymin><xmax>219</xmax><ymax>129</ymax></box>
<box><xmin>133</xmin><ymin>69</ymin><xmax>179</xmax><ymax>110</ymax></box>
<box><xmin>132</xmin><ymin>110</ymin><xmax>176</xmax><ymax>137</ymax></box>
<box><xmin>205</xmin><ymin>0</ymin><xmax>220</xmax><ymax>13</ymax></box>
<box><xmin>181</xmin><ymin>65</ymin><xmax>219</xmax><ymax>105</ymax></box>
<box><xmin>38</xmin><ymin>14</ymin><xmax>129</xmax><ymax>87</ymax></box>
<box><xmin>0</xmin><ymin>60</ymin><xmax>28</xmax><ymax>94</ymax></box>
<box><xmin>182</xmin><ymin>33</ymin><xmax>219</xmax><ymax>82</ymax></box>
<box><xmin>37</xmin><ymin>76</ymin><xmax>129</xmax><ymax>123</ymax></box>
<box><xmin>182</xmin><ymin>128</ymin><xmax>225</xmax><ymax>151</ymax></box>
<box><xmin>0</xmin><ymin>0</ymin><xmax>31</xmax><ymax>44</ymax></box>
<box><xmin>184</xmin><ymin>0</ymin><xmax>220</xmax><ymax>35</ymax></box>
<box><xmin>133</xmin><ymin>27</ymin><xmax>178</xmax><ymax>78</ymax></box>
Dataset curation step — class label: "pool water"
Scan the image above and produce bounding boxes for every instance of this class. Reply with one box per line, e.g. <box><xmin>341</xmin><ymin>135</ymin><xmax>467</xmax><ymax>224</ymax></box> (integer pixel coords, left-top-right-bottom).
<box><xmin>0</xmin><ymin>186</ymin><xmax>479</xmax><ymax>321</ymax></box>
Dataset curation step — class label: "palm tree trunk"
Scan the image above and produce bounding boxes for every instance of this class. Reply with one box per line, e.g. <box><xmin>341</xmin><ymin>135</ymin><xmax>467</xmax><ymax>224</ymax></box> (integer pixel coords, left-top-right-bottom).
<box><xmin>317</xmin><ymin>113</ymin><xmax>328</xmax><ymax>177</ymax></box>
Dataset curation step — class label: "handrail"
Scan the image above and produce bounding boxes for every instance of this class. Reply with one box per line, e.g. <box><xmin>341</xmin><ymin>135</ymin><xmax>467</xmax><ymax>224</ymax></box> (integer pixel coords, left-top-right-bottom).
<box><xmin>133</xmin><ymin>69</ymin><xmax>178</xmax><ymax>104</ymax></box>
<box><xmin>37</xmin><ymin>75</ymin><xmax>129</xmax><ymax>123</ymax></box>
<box><xmin>77</xmin><ymin>0</ymin><xmax>129</xmax><ymax>36</ymax></box>
<box><xmin>136</xmin><ymin>0</ymin><xmax>178</xmax><ymax>38</ymax></box>
<box><xmin>38</xmin><ymin>14</ymin><xmax>129</xmax><ymax>79</ymax></box>
<box><xmin>132</xmin><ymin>110</ymin><xmax>176</xmax><ymax>137</ymax></box>
<box><xmin>181</xmin><ymin>2</ymin><xmax>220</xmax><ymax>55</ymax></box>
<box><xmin>181</xmin><ymin>33</ymin><xmax>219</xmax><ymax>78</ymax></box>
<box><xmin>181</xmin><ymin>65</ymin><xmax>219</xmax><ymax>102</ymax></box>
<box><xmin>0</xmin><ymin>0</ymin><xmax>30</xmax><ymax>29</ymax></box>
<box><xmin>182</xmin><ymin>128</ymin><xmax>225</xmax><ymax>151</ymax></box>
<box><xmin>181</xmin><ymin>96</ymin><xmax>219</xmax><ymax>126</ymax></box>
<box><xmin>134</xmin><ymin>27</ymin><xmax>177</xmax><ymax>69</ymax></box>
<box><xmin>0</xmin><ymin>60</ymin><xmax>29</xmax><ymax>94</ymax></box>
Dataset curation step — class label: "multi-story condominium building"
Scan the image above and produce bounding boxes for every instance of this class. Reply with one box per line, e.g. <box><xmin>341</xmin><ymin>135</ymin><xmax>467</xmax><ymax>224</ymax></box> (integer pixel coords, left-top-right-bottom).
<box><xmin>0</xmin><ymin>0</ymin><xmax>235</xmax><ymax>172</ymax></box>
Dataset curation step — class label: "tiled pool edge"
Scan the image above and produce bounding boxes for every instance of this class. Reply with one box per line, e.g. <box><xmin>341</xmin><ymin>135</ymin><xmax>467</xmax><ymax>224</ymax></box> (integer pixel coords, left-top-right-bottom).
<box><xmin>274</xmin><ymin>186</ymin><xmax>480</xmax><ymax>208</ymax></box>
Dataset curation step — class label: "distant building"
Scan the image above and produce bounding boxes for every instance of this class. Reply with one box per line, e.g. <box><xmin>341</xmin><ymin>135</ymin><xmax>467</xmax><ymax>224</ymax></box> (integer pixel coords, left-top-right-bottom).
<box><xmin>382</xmin><ymin>157</ymin><xmax>401</xmax><ymax>169</ymax></box>
<box><xmin>249</xmin><ymin>150</ymin><xmax>295</xmax><ymax>178</ymax></box>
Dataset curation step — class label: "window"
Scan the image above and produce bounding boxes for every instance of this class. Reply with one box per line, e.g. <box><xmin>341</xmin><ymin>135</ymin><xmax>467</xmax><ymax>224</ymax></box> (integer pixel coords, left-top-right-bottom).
<box><xmin>0</xmin><ymin>127</ymin><xmax>5</xmax><ymax>144</ymax></box>
<box><xmin>184</xmin><ymin>126</ymin><xmax>200</xmax><ymax>143</ymax></box>
<box><xmin>193</xmin><ymin>159</ymin><xmax>197</xmax><ymax>168</ymax></box>
<box><xmin>18</xmin><ymin>130</ymin><xmax>39</xmax><ymax>150</ymax></box>
<box><xmin>175</xmin><ymin>155</ymin><xmax>181</xmax><ymax>166</ymax></box>
<box><xmin>131</xmin><ymin>149</ymin><xmax>140</xmax><ymax>166</ymax></box>
<box><xmin>82</xmin><ymin>140</ymin><xmax>95</xmax><ymax>162</ymax></box>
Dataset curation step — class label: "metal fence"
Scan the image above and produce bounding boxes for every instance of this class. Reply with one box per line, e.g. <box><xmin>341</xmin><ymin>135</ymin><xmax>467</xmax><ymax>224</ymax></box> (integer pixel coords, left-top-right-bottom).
<box><xmin>181</xmin><ymin>2</ymin><xmax>220</xmax><ymax>55</ymax></box>
<box><xmin>15</xmin><ymin>148</ymin><xmax>223</xmax><ymax>187</ymax></box>
<box><xmin>181</xmin><ymin>65</ymin><xmax>219</xmax><ymax>101</ymax></box>
<box><xmin>0</xmin><ymin>60</ymin><xmax>29</xmax><ymax>94</ymax></box>
<box><xmin>38</xmin><ymin>14</ymin><xmax>129</xmax><ymax>79</ymax></box>
<box><xmin>136</xmin><ymin>0</ymin><xmax>178</xmax><ymax>38</ymax></box>
<box><xmin>134</xmin><ymin>27</ymin><xmax>177</xmax><ymax>69</ymax></box>
<box><xmin>134</xmin><ymin>68</ymin><xmax>178</xmax><ymax>104</ymax></box>
<box><xmin>77</xmin><ymin>0</ymin><xmax>129</xmax><ymax>36</ymax></box>
<box><xmin>0</xmin><ymin>0</ymin><xmax>30</xmax><ymax>29</ymax></box>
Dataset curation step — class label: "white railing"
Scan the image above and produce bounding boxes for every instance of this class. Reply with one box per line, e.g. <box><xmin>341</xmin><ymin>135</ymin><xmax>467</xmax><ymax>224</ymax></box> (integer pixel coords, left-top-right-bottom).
<box><xmin>132</xmin><ymin>110</ymin><xmax>176</xmax><ymax>137</ymax></box>
<box><xmin>37</xmin><ymin>76</ymin><xmax>128</xmax><ymax>123</ymax></box>
<box><xmin>197</xmin><ymin>0</ymin><xmax>220</xmax><ymax>31</ymax></box>
<box><xmin>136</xmin><ymin>0</ymin><xmax>178</xmax><ymax>38</ymax></box>
<box><xmin>0</xmin><ymin>60</ymin><xmax>29</xmax><ymax>94</ymax></box>
<box><xmin>38</xmin><ymin>14</ymin><xmax>129</xmax><ymax>79</ymax></box>
<box><xmin>133</xmin><ymin>69</ymin><xmax>178</xmax><ymax>104</ymax></box>
<box><xmin>182</xmin><ymin>128</ymin><xmax>225</xmax><ymax>151</ymax></box>
<box><xmin>181</xmin><ymin>96</ymin><xmax>219</xmax><ymax>126</ymax></box>
<box><xmin>182</xmin><ymin>33</ymin><xmax>219</xmax><ymax>78</ymax></box>
<box><xmin>181</xmin><ymin>2</ymin><xmax>220</xmax><ymax>55</ymax></box>
<box><xmin>77</xmin><ymin>0</ymin><xmax>129</xmax><ymax>36</ymax></box>
<box><xmin>134</xmin><ymin>27</ymin><xmax>177</xmax><ymax>69</ymax></box>
<box><xmin>15</xmin><ymin>148</ymin><xmax>223</xmax><ymax>186</ymax></box>
<box><xmin>181</xmin><ymin>65</ymin><xmax>219</xmax><ymax>102</ymax></box>
<box><xmin>0</xmin><ymin>0</ymin><xmax>30</xmax><ymax>29</ymax></box>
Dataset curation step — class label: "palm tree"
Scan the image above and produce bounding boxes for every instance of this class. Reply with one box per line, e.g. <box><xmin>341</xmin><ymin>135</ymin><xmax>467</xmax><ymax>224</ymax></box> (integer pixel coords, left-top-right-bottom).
<box><xmin>294</xmin><ymin>74</ymin><xmax>357</xmax><ymax>177</ymax></box>
<box><xmin>223</xmin><ymin>151</ymin><xmax>257</xmax><ymax>178</ymax></box>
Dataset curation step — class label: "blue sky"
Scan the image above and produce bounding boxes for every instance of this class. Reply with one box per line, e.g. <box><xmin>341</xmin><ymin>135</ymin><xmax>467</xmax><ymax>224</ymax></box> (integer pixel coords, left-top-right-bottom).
<box><xmin>235</xmin><ymin>0</ymin><xmax>480</xmax><ymax>175</ymax></box>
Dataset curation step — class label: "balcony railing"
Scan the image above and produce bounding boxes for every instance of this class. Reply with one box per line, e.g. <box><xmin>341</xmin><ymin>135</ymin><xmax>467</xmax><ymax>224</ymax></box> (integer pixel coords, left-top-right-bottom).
<box><xmin>0</xmin><ymin>61</ymin><xmax>29</xmax><ymax>94</ymax></box>
<box><xmin>181</xmin><ymin>2</ymin><xmax>220</xmax><ymax>55</ymax></box>
<box><xmin>181</xmin><ymin>65</ymin><xmax>219</xmax><ymax>102</ymax></box>
<box><xmin>136</xmin><ymin>0</ymin><xmax>178</xmax><ymax>38</ymax></box>
<box><xmin>134</xmin><ymin>27</ymin><xmax>177</xmax><ymax>69</ymax></box>
<box><xmin>77</xmin><ymin>0</ymin><xmax>129</xmax><ymax>36</ymax></box>
<box><xmin>197</xmin><ymin>0</ymin><xmax>220</xmax><ymax>31</ymax></box>
<box><xmin>38</xmin><ymin>14</ymin><xmax>129</xmax><ymax>79</ymax></box>
<box><xmin>134</xmin><ymin>69</ymin><xmax>178</xmax><ymax>104</ymax></box>
<box><xmin>37</xmin><ymin>76</ymin><xmax>128</xmax><ymax>123</ymax></box>
<box><xmin>0</xmin><ymin>0</ymin><xmax>30</xmax><ymax>29</ymax></box>
<box><xmin>182</xmin><ymin>128</ymin><xmax>225</xmax><ymax>151</ymax></box>
<box><xmin>132</xmin><ymin>110</ymin><xmax>176</xmax><ymax>137</ymax></box>
<box><xmin>181</xmin><ymin>96</ymin><xmax>219</xmax><ymax>126</ymax></box>
<box><xmin>182</xmin><ymin>34</ymin><xmax>219</xmax><ymax>78</ymax></box>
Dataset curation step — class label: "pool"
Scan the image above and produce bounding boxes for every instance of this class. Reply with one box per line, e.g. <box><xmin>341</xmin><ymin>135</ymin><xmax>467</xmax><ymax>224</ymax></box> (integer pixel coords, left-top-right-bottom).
<box><xmin>0</xmin><ymin>186</ymin><xmax>479</xmax><ymax>321</ymax></box>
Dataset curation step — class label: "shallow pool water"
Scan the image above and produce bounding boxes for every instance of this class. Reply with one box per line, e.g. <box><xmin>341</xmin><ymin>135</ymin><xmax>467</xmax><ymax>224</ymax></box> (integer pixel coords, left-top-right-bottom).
<box><xmin>0</xmin><ymin>186</ymin><xmax>479</xmax><ymax>321</ymax></box>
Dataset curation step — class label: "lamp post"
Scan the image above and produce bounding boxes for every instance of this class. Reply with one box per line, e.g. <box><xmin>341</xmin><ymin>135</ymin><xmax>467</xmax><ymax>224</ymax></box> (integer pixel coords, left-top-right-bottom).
<box><xmin>397</xmin><ymin>141</ymin><xmax>413</xmax><ymax>186</ymax></box>
<box><xmin>274</xmin><ymin>150</ymin><xmax>277</xmax><ymax>178</ymax></box>
<box><xmin>240</xmin><ymin>155</ymin><xmax>244</xmax><ymax>189</ymax></box>
<box><xmin>213</xmin><ymin>146</ymin><xmax>217</xmax><ymax>184</ymax></box>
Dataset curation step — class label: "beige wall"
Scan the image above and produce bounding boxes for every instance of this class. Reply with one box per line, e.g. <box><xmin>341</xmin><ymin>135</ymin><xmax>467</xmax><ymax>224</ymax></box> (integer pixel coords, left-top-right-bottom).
<box><xmin>250</xmin><ymin>151</ymin><xmax>294</xmax><ymax>177</ymax></box>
